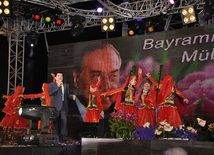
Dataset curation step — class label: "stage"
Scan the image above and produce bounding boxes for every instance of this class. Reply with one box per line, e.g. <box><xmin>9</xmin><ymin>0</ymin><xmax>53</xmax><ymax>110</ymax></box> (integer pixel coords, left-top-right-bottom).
<box><xmin>81</xmin><ymin>138</ymin><xmax>214</xmax><ymax>155</ymax></box>
<box><xmin>1</xmin><ymin>138</ymin><xmax>214</xmax><ymax>155</ymax></box>
<box><xmin>0</xmin><ymin>141</ymin><xmax>81</xmax><ymax>155</ymax></box>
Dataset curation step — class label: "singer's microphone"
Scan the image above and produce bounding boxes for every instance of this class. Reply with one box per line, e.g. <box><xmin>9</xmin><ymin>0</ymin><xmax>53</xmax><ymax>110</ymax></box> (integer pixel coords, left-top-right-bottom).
<box><xmin>158</xmin><ymin>65</ymin><xmax>163</xmax><ymax>75</ymax></box>
<box><xmin>59</xmin><ymin>79</ymin><xmax>62</xmax><ymax>86</ymax></box>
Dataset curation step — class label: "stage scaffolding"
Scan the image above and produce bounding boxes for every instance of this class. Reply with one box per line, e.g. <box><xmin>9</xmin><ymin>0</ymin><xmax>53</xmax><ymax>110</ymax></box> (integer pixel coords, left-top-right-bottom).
<box><xmin>0</xmin><ymin>0</ymin><xmax>205</xmax><ymax>95</ymax></box>
<box><xmin>7</xmin><ymin>33</ymin><xmax>25</xmax><ymax>95</ymax></box>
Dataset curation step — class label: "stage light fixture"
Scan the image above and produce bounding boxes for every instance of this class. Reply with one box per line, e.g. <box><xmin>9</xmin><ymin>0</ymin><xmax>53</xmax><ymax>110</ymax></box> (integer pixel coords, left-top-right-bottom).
<box><xmin>127</xmin><ymin>20</ymin><xmax>146</xmax><ymax>36</ymax></box>
<box><xmin>54</xmin><ymin>16</ymin><xmax>63</xmax><ymax>26</ymax></box>
<box><xmin>18</xmin><ymin>105</ymin><xmax>57</xmax><ymax>134</ymax></box>
<box><xmin>203</xmin><ymin>0</ymin><xmax>214</xmax><ymax>20</ymax></box>
<box><xmin>101</xmin><ymin>17</ymin><xmax>115</xmax><ymax>32</ymax></box>
<box><xmin>0</xmin><ymin>0</ymin><xmax>11</xmax><ymax>17</ymax></box>
<box><xmin>44</xmin><ymin>16</ymin><xmax>52</xmax><ymax>23</ymax></box>
<box><xmin>33</xmin><ymin>14</ymin><xmax>41</xmax><ymax>21</ymax></box>
<box><xmin>70</xmin><ymin>15</ymin><xmax>85</xmax><ymax>37</ymax></box>
<box><xmin>181</xmin><ymin>6</ymin><xmax>197</xmax><ymax>25</ymax></box>
<box><xmin>136</xmin><ymin>18</ymin><xmax>143</xmax><ymax>22</ymax></box>
<box><xmin>96</xmin><ymin>7</ymin><xmax>103</xmax><ymax>13</ymax></box>
<box><xmin>128</xmin><ymin>30</ymin><xmax>135</xmax><ymax>36</ymax></box>
<box><xmin>146</xmin><ymin>23</ymin><xmax>155</xmax><ymax>33</ymax></box>
<box><xmin>24</xmin><ymin>10</ymin><xmax>33</xmax><ymax>20</ymax></box>
<box><xmin>26</xmin><ymin>32</ymin><xmax>39</xmax><ymax>47</ymax></box>
<box><xmin>102</xmin><ymin>18</ymin><xmax>107</xmax><ymax>24</ymax></box>
<box><xmin>148</xmin><ymin>26</ymin><xmax>154</xmax><ymax>32</ymax></box>
<box><xmin>137</xmin><ymin>29</ymin><xmax>143</xmax><ymax>34</ymax></box>
<box><xmin>55</xmin><ymin>19</ymin><xmax>62</xmax><ymax>25</ymax></box>
<box><xmin>169</xmin><ymin>0</ymin><xmax>174</xmax><ymax>5</ymax></box>
<box><xmin>71</xmin><ymin>22</ymin><xmax>84</xmax><ymax>37</ymax></box>
<box><xmin>3</xmin><ymin>0</ymin><xmax>9</xmax><ymax>6</ymax></box>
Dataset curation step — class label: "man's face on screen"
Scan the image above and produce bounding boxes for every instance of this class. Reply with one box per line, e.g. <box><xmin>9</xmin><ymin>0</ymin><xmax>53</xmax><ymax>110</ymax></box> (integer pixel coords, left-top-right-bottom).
<box><xmin>79</xmin><ymin>45</ymin><xmax>121</xmax><ymax>111</ymax></box>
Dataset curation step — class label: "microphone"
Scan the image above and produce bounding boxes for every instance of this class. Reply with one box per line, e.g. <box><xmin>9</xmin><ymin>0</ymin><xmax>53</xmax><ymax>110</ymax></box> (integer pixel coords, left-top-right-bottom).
<box><xmin>158</xmin><ymin>65</ymin><xmax>163</xmax><ymax>75</ymax></box>
<box><xmin>59</xmin><ymin>79</ymin><xmax>62</xmax><ymax>86</ymax></box>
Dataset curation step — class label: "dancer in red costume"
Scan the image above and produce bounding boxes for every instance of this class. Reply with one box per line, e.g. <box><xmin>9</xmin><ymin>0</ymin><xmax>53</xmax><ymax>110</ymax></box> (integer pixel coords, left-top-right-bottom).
<box><xmin>85</xmin><ymin>77</ymin><xmax>104</xmax><ymax>123</ymax></box>
<box><xmin>1</xmin><ymin>86</ymin><xmax>26</xmax><ymax>137</ymax></box>
<box><xmin>20</xmin><ymin>73</ymin><xmax>56</xmax><ymax>130</ymax></box>
<box><xmin>102</xmin><ymin>68</ymin><xmax>142</xmax><ymax>114</ymax></box>
<box><xmin>136</xmin><ymin>82</ymin><xmax>156</xmax><ymax>127</ymax></box>
<box><xmin>146</xmin><ymin>73</ymin><xmax>188</xmax><ymax>128</ymax></box>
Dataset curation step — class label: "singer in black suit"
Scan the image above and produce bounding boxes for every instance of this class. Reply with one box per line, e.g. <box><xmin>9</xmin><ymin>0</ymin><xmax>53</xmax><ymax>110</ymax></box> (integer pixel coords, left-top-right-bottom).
<box><xmin>48</xmin><ymin>72</ymin><xmax>76</xmax><ymax>141</ymax></box>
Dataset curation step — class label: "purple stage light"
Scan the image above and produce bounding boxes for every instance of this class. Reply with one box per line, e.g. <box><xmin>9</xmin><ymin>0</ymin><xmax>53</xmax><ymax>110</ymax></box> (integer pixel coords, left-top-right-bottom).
<box><xmin>169</xmin><ymin>0</ymin><xmax>175</xmax><ymax>5</ymax></box>
<box><xmin>136</xmin><ymin>18</ymin><xmax>142</xmax><ymax>22</ymax></box>
<box><xmin>97</xmin><ymin>7</ymin><xmax>103</xmax><ymax>13</ymax></box>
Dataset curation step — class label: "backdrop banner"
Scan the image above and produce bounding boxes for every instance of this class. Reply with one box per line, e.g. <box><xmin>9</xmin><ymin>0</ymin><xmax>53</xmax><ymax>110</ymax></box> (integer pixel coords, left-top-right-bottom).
<box><xmin>48</xmin><ymin>25</ymin><xmax>214</xmax><ymax>125</ymax></box>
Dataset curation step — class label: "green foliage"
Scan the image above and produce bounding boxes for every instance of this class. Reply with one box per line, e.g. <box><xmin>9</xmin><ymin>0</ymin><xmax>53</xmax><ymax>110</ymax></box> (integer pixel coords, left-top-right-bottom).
<box><xmin>107</xmin><ymin>110</ymin><xmax>138</xmax><ymax>139</ymax></box>
<box><xmin>185</xmin><ymin>61</ymin><xmax>199</xmax><ymax>76</ymax></box>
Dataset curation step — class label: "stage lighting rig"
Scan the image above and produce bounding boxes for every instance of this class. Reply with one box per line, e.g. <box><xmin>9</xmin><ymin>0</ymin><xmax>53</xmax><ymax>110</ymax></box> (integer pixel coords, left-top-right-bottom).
<box><xmin>101</xmin><ymin>17</ymin><xmax>115</xmax><ymax>32</ymax></box>
<box><xmin>18</xmin><ymin>105</ymin><xmax>57</xmax><ymax>133</ymax></box>
<box><xmin>203</xmin><ymin>0</ymin><xmax>214</xmax><ymax>20</ymax></box>
<box><xmin>18</xmin><ymin>105</ymin><xmax>59</xmax><ymax>145</ymax></box>
<box><xmin>26</xmin><ymin>32</ymin><xmax>39</xmax><ymax>47</ymax></box>
<box><xmin>0</xmin><ymin>0</ymin><xmax>11</xmax><ymax>17</ymax></box>
<box><xmin>181</xmin><ymin>6</ymin><xmax>197</xmax><ymax>25</ymax></box>
<box><xmin>71</xmin><ymin>15</ymin><xmax>85</xmax><ymax>37</ymax></box>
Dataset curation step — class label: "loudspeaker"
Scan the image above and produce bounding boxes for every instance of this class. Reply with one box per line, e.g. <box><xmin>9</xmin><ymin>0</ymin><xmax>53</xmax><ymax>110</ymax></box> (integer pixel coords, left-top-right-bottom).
<box><xmin>17</xmin><ymin>134</ymin><xmax>59</xmax><ymax>145</ymax></box>
<box><xmin>79</xmin><ymin>122</ymin><xmax>98</xmax><ymax>138</ymax></box>
<box><xmin>17</xmin><ymin>134</ymin><xmax>39</xmax><ymax>145</ymax></box>
<box><xmin>97</xmin><ymin>119</ymin><xmax>110</xmax><ymax>138</ymax></box>
<box><xmin>39</xmin><ymin>134</ymin><xmax>59</xmax><ymax>145</ymax></box>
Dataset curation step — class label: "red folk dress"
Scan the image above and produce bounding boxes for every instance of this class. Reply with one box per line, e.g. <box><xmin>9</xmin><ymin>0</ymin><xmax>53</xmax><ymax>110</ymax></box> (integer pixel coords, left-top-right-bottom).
<box><xmin>22</xmin><ymin>83</ymin><xmax>51</xmax><ymax>130</ymax></box>
<box><xmin>136</xmin><ymin>90</ymin><xmax>155</xmax><ymax>127</ymax></box>
<box><xmin>148</xmin><ymin>75</ymin><xmax>187</xmax><ymax>128</ymax></box>
<box><xmin>0</xmin><ymin>86</ymin><xmax>26</xmax><ymax>134</ymax></box>
<box><xmin>85</xmin><ymin>80</ymin><xmax>103</xmax><ymax>123</ymax></box>
<box><xmin>21</xmin><ymin>74</ymin><xmax>55</xmax><ymax>129</ymax></box>
<box><xmin>102</xmin><ymin>72</ymin><xmax>142</xmax><ymax>114</ymax></box>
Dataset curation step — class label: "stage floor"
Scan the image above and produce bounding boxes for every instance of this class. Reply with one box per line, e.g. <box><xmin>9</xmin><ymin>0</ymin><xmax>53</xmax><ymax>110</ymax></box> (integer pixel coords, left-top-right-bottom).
<box><xmin>81</xmin><ymin>138</ymin><xmax>214</xmax><ymax>155</ymax></box>
<box><xmin>0</xmin><ymin>140</ymin><xmax>81</xmax><ymax>155</ymax></box>
<box><xmin>1</xmin><ymin>138</ymin><xmax>214</xmax><ymax>155</ymax></box>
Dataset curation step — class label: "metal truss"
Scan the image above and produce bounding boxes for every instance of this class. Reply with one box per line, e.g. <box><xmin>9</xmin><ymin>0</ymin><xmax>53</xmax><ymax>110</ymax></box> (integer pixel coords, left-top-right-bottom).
<box><xmin>7</xmin><ymin>33</ymin><xmax>25</xmax><ymax>95</ymax></box>
<box><xmin>0</xmin><ymin>0</ymin><xmax>205</xmax><ymax>34</ymax></box>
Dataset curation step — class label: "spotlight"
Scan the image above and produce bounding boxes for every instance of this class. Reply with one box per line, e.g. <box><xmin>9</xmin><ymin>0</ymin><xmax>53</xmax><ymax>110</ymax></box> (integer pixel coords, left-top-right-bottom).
<box><xmin>71</xmin><ymin>23</ymin><xmax>84</xmax><ymax>37</ymax></box>
<box><xmin>54</xmin><ymin>16</ymin><xmax>63</xmax><ymax>26</ymax></box>
<box><xmin>136</xmin><ymin>18</ymin><xmax>142</xmax><ymax>22</ymax></box>
<box><xmin>44</xmin><ymin>15</ymin><xmax>52</xmax><ymax>23</ymax></box>
<box><xmin>33</xmin><ymin>14</ymin><xmax>41</xmax><ymax>21</ymax></box>
<box><xmin>181</xmin><ymin>6</ymin><xmax>197</xmax><ymax>25</ymax></box>
<box><xmin>55</xmin><ymin>19</ymin><xmax>62</xmax><ymax>25</ymax></box>
<box><xmin>127</xmin><ymin>20</ymin><xmax>146</xmax><ymax>36</ymax></box>
<box><xmin>169</xmin><ymin>0</ymin><xmax>175</xmax><ymax>5</ymax></box>
<box><xmin>203</xmin><ymin>0</ymin><xmax>214</xmax><ymax>20</ymax></box>
<box><xmin>24</xmin><ymin>9</ymin><xmax>33</xmax><ymax>19</ymax></box>
<box><xmin>18</xmin><ymin>105</ymin><xmax>59</xmax><ymax>145</ymax></box>
<box><xmin>18</xmin><ymin>105</ymin><xmax>57</xmax><ymax>132</ymax></box>
<box><xmin>146</xmin><ymin>22</ymin><xmax>155</xmax><ymax>33</ymax></box>
<box><xmin>137</xmin><ymin>29</ymin><xmax>143</xmax><ymax>34</ymax></box>
<box><xmin>26</xmin><ymin>32</ymin><xmax>39</xmax><ymax>47</ymax></box>
<box><xmin>128</xmin><ymin>29</ymin><xmax>135</xmax><ymax>36</ymax></box>
<box><xmin>101</xmin><ymin>17</ymin><xmax>115</xmax><ymax>32</ymax></box>
<box><xmin>96</xmin><ymin>7</ymin><xmax>103</xmax><ymax>13</ymax></box>
<box><xmin>0</xmin><ymin>0</ymin><xmax>11</xmax><ymax>17</ymax></box>
<box><xmin>70</xmin><ymin>15</ymin><xmax>85</xmax><ymax>37</ymax></box>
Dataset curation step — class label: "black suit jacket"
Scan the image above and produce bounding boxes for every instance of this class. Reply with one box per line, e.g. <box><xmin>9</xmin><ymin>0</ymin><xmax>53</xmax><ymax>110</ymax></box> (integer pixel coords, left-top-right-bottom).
<box><xmin>48</xmin><ymin>82</ymin><xmax>73</xmax><ymax>112</ymax></box>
